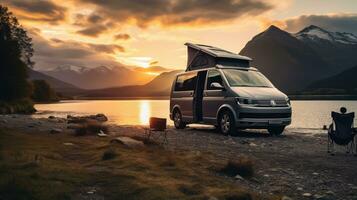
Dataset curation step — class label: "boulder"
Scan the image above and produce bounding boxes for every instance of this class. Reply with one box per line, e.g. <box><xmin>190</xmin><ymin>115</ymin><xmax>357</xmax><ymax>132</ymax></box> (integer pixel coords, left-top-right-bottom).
<box><xmin>67</xmin><ymin>114</ymin><xmax>108</xmax><ymax>124</ymax></box>
<box><xmin>50</xmin><ymin>128</ymin><xmax>62</xmax><ymax>134</ymax></box>
<box><xmin>110</xmin><ymin>137</ymin><xmax>144</xmax><ymax>148</ymax></box>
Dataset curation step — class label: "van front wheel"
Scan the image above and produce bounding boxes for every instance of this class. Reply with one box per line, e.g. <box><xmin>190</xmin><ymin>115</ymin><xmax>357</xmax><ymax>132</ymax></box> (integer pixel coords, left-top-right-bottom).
<box><xmin>173</xmin><ymin>110</ymin><xmax>186</xmax><ymax>129</ymax></box>
<box><xmin>268</xmin><ymin>126</ymin><xmax>285</xmax><ymax>136</ymax></box>
<box><xmin>218</xmin><ymin>111</ymin><xmax>236</xmax><ymax>135</ymax></box>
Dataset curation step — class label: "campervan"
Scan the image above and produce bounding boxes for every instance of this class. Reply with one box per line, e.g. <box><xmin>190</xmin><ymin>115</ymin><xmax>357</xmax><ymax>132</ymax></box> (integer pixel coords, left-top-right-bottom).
<box><xmin>169</xmin><ymin>43</ymin><xmax>292</xmax><ymax>135</ymax></box>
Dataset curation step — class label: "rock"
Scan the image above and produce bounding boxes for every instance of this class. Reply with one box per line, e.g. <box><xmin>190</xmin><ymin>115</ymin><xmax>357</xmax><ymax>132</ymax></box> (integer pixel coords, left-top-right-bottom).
<box><xmin>0</xmin><ymin>119</ymin><xmax>8</xmax><ymax>123</ymax></box>
<box><xmin>325</xmin><ymin>191</ymin><xmax>334</xmax><ymax>195</ymax></box>
<box><xmin>67</xmin><ymin>124</ymin><xmax>83</xmax><ymax>129</ymax></box>
<box><xmin>249</xmin><ymin>143</ymin><xmax>257</xmax><ymax>147</ymax></box>
<box><xmin>98</xmin><ymin>130</ymin><xmax>108</xmax><ymax>137</ymax></box>
<box><xmin>48</xmin><ymin>116</ymin><xmax>55</xmax><ymax>119</ymax></box>
<box><xmin>302</xmin><ymin>193</ymin><xmax>312</xmax><ymax>197</ymax></box>
<box><xmin>235</xmin><ymin>174</ymin><xmax>244</xmax><ymax>180</ymax></box>
<box><xmin>312</xmin><ymin>172</ymin><xmax>319</xmax><ymax>176</ymax></box>
<box><xmin>281</xmin><ymin>196</ymin><xmax>293</xmax><ymax>200</ymax></box>
<box><xmin>50</xmin><ymin>128</ymin><xmax>62</xmax><ymax>134</ymax></box>
<box><xmin>67</xmin><ymin>114</ymin><xmax>108</xmax><ymax>124</ymax></box>
<box><xmin>208</xmin><ymin>197</ymin><xmax>218</xmax><ymax>200</ymax></box>
<box><xmin>95</xmin><ymin>113</ymin><xmax>108</xmax><ymax>122</ymax></box>
<box><xmin>313</xmin><ymin>194</ymin><xmax>325</xmax><ymax>199</ymax></box>
<box><xmin>63</xmin><ymin>142</ymin><xmax>74</xmax><ymax>146</ymax></box>
<box><xmin>297</xmin><ymin>187</ymin><xmax>303</xmax><ymax>191</ymax></box>
<box><xmin>111</xmin><ymin>137</ymin><xmax>144</xmax><ymax>148</ymax></box>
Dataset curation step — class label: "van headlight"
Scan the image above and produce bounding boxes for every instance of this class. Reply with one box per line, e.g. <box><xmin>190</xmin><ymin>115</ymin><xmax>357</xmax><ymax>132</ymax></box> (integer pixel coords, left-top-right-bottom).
<box><xmin>285</xmin><ymin>97</ymin><xmax>291</xmax><ymax>106</ymax></box>
<box><xmin>236</xmin><ymin>97</ymin><xmax>254</xmax><ymax>105</ymax></box>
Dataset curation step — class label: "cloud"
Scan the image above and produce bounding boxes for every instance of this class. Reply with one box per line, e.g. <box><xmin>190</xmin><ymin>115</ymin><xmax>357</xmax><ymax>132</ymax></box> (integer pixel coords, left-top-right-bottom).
<box><xmin>27</xmin><ymin>29</ymin><xmax>125</xmax><ymax>70</ymax></box>
<box><xmin>3</xmin><ymin>0</ymin><xmax>67</xmax><ymax>23</ymax></box>
<box><xmin>114</xmin><ymin>33</ymin><xmax>131</xmax><ymax>40</ymax></box>
<box><xmin>77</xmin><ymin>24</ymin><xmax>108</xmax><ymax>37</ymax></box>
<box><xmin>263</xmin><ymin>13</ymin><xmax>357</xmax><ymax>34</ymax></box>
<box><xmin>78</xmin><ymin>0</ymin><xmax>274</xmax><ymax>27</ymax></box>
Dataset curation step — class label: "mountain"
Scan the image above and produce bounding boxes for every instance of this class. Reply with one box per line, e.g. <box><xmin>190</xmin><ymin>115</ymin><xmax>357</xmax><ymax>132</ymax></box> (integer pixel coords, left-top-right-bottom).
<box><xmin>240</xmin><ymin>25</ymin><xmax>357</xmax><ymax>93</ymax></box>
<box><xmin>41</xmin><ymin>65</ymin><xmax>156</xmax><ymax>89</ymax></box>
<box><xmin>134</xmin><ymin>66</ymin><xmax>170</xmax><ymax>74</ymax></box>
<box><xmin>28</xmin><ymin>68</ymin><xmax>83</xmax><ymax>95</ymax></box>
<box><xmin>295</xmin><ymin>25</ymin><xmax>357</xmax><ymax>72</ymax></box>
<box><xmin>85</xmin><ymin>70</ymin><xmax>183</xmax><ymax>97</ymax></box>
<box><xmin>240</xmin><ymin>25</ymin><xmax>332</xmax><ymax>93</ymax></box>
<box><xmin>306</xmin><ymin>65</ymin><xmax>357</xmax><ymax>94</ymax></box>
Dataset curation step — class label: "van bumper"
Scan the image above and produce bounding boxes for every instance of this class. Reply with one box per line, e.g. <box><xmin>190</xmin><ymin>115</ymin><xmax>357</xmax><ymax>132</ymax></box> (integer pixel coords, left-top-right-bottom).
<box><xmin>235</xmin><ymin>106</ymin><xmax>292</xmax><ymax>128</ymax></box>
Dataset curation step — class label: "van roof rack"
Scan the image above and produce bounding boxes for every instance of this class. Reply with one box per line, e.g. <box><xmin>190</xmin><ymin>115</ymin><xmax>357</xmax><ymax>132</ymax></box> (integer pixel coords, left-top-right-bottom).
<box><xmin>185</xmin><ymin>43</ymin><xmax>252</xmax><ymax>71</ymax></box>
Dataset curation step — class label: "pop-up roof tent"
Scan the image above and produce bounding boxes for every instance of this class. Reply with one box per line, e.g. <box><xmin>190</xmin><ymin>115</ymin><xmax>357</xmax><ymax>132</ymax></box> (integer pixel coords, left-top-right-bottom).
<box><xmin>185</xmin><ymin>43</ymin><xmax>252</xmax><ymax>71</ymax></box>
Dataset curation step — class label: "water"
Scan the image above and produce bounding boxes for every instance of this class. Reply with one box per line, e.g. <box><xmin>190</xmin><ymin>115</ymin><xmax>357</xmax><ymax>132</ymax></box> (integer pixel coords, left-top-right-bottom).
<box><xmin>34</xmin><ymin>100</ymin><xmax>357</xmax><ymax>129</ymax></box>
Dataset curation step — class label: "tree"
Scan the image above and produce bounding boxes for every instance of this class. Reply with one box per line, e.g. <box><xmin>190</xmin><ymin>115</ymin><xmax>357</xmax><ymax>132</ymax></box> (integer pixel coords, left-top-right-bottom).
<box><xmin>31</xmin><ymin>80</ymin><xmax>58</xmax><ymax>102</ymax></box>
<box><xmin>0</xmin><ymin>5</ymin><xmax>34</xmax><ymax>101</ymax></box>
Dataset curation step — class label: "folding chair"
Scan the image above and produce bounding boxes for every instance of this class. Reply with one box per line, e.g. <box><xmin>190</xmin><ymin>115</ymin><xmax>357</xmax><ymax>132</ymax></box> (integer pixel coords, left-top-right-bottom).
<box><xmin>145</xmin><ymin>117</ymin><xmax>168</xmax><ymax>145</ymax></box>
<box><xmin>328</xmin><ymin>111</ymin><xmax>356</xmax><ymax>155</ymax></box>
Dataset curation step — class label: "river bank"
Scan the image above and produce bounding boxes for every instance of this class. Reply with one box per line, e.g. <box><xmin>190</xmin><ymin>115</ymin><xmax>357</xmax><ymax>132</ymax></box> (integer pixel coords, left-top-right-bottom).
<box><xmin>1</xmin><ymin>114</ymin><xmax>357</xmax><ymax>200</ymax></box>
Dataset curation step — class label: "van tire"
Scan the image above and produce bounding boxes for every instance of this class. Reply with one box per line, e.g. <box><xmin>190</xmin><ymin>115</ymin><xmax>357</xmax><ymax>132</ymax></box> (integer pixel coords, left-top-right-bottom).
<box><xmin>218</xmin><ymin>110</ymin><xmax>236</xmax><ymax>135</ymax></box>
<box><xmin>268</xmin><ymin>126</ymin><xmax>285</xmax><ymax>136</ymax></box>
<box><xmin>173</xmin><ymin>109</ymin><xmax>186</xmax><ymax>129</ymax></box>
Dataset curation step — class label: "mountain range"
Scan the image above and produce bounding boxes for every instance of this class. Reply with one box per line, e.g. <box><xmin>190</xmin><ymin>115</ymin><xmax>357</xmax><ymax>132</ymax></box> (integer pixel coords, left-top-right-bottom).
<box><xmin>240</xmin><ymin>25</ymin><xmax>357</xmax><ymax>93</ymax></box>
<box><xmin>85</xmin><ymin>70</ymin><xmax>183</xmax><ymax>97</ymax></box>
<box><xmin>39</xmin><ymin>65</ymin><xmax>161</xmax><ymax>89</ymax></box>
<box><xmin>29</xmin><ymin>25</ymin><xmax>357</xmax><ymax>97</ymax></box>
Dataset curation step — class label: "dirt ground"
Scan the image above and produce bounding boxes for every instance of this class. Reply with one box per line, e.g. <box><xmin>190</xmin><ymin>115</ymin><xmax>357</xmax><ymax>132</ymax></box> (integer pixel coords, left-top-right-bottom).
<box><xmin>1</xmin><ymin>114</ymin><xmax>357</xmax><ymax>200</ymax></box>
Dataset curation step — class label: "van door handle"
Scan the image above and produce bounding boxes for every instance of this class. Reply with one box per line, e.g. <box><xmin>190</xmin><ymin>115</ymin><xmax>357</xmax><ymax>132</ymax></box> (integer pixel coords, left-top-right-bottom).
<box><xmin>189</xmin><ymin>92</ymin><xmax>193</xmax><ymax>96</ymax></box>
<box><xmin>204</xmin><ymin>92</ymin><xmax>208</xmax><ymax>97</ymax></box>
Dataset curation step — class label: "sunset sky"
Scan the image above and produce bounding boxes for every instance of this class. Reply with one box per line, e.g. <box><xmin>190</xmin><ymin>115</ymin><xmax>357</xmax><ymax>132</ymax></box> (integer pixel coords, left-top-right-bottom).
<box><xmin>2</xmin><ymin>0</ymin><xmax>357</xmax><ymax>71</ymax></box>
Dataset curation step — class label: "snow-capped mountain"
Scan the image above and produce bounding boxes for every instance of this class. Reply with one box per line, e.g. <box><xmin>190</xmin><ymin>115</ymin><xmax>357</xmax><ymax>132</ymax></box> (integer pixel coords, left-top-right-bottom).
<box><xmin>295</xmin><ymin>25</ymin><xmax>357</xmax><ymax>45</ymax></box>
<box><xmin>240</xmin><ymin>25</ymin><xmax>357</xmax><ymax>93</ymax></box>
<box><xmin>41</xmin><ymin>65</ymin><xmax>156</xmax><ymax>89</ymax></box>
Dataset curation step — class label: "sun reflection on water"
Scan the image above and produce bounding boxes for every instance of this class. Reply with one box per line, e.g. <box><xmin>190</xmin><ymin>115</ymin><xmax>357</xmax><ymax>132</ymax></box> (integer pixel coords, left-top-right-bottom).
<box><xmin>139</xmin><ymin>100</ymin><xmax>151</xmax><ymax>125</ymax></box>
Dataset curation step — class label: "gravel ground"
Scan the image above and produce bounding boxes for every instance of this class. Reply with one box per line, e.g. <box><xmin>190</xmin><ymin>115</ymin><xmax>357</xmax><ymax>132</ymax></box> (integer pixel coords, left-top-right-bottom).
<box><xmin>1</xmin><ymin>114</ymin><xmax>357</xmax><ymax>200</ymax></box>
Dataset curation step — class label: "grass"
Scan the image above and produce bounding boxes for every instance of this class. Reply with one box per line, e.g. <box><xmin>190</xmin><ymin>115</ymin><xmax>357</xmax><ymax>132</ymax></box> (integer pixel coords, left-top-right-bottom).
<box><xmin>0</xmin><ymin>99</ymin><xmax>36</xmax><ymax>114</ymax></box>
<box><xmin>220</xmin><ymin>157</ymin><xmax>254</xmax><ymax>178</ymax></box>
<box><xmin>74</xmin><ymin>120</ymin><xmax>109</xmax><ymax>136</ymax></box>
<box><xmin>0</xmin><ymin>128</ymin><xmax>276</xmax><ymax>200</ymax></box>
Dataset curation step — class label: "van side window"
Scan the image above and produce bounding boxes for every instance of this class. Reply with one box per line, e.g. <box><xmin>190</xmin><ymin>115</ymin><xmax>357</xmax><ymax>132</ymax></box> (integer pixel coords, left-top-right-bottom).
<box><xmin>207</xmin><ymin>70</ymin><xmax>223</xmax><ymax>90</ymax></box>
<box><xmin>175</xmin><ymin>73</ymin><xmax>197</xmax><ymax>91</ymax></box>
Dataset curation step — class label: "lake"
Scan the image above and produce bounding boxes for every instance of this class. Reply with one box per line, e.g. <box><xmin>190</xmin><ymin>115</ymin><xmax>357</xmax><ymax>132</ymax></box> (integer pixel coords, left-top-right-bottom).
<box><xmin>34</xmin><ymin>100</ymin><xmax>357</xmax><ymax>130</ymax></box>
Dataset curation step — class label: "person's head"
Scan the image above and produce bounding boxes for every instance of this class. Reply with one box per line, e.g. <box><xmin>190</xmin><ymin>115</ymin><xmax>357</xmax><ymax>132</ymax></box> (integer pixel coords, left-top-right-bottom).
<box><xmin>340</xmin><ymin>107</ymin><xmax>347</xmax><ymax>114</ymax></box>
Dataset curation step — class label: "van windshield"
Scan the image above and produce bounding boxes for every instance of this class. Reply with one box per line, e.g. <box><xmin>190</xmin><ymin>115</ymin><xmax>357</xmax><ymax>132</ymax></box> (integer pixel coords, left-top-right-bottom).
<box><xmin>222</xmin><ymin>69</ymin><xmax>274</xmax><ymax>88</ymax></box>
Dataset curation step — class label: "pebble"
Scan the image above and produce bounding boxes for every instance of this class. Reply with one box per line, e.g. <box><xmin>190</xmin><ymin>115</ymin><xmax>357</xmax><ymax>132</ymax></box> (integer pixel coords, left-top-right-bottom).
<box><xmin>235</xmin><ymin>174</ymin><xmax>244</xmax><ymax>180</ymax></box>
<box><xmin>302</xmin><ymin>193</ymin><xmax>312</xmax><ymax>197</ymax></box>
<box><xmin>312</xmin><ymin>172</ymin><xmax>319</xmax><ymax>176</ymax></box>
<box><xmin>63</xmin><ymin>143</ymin><xmax>74</xmax><ymax>146</ymax></box>
<box><xmin>50</xmin><ymin>128</ymin><xmax>62</xmax><ymax>134</ymax></box>
<box><xmin>297</xmin><ymin>187</ymin><xmax>303</xmax><ymax>191</ymax></box>
<box><xmin>281</xmin><ymin>196</ymin><xmax>293</xmax><ymax>200</ymax></box>
<box><xmin>313</xmin><ymin>194</ymin><xmax>325</xmax><ymax>199</ymax></box>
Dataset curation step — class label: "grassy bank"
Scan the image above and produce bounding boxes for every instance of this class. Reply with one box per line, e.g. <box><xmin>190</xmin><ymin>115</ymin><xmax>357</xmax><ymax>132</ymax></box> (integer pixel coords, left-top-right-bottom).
<box><xmin>0</xmin><ymin>99</ymin><xmax>36</xmax><ymax>114</ymax></box>
<box><xmin>0</xmin><ymin>128</ymin><xmax>277</xmax><ymax>200</ymax></box>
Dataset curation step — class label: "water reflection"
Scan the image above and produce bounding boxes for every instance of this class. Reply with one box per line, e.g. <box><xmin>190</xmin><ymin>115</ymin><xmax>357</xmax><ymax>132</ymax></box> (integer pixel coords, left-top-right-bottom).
<box><xmin>139</xmin><ymin>100</ymin><xmax>151</xmax><ymax>125</ymax></box>
<box><xmin>34</xmin><ymin>100</ymin><xmax>357</xmax><ymax>128</ymax></box>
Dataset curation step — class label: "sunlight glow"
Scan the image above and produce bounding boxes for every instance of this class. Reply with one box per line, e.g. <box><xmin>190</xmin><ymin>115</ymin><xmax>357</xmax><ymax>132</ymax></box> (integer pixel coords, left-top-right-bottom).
<box><xmin>139</xmin><ymin>100</ymin><xmax>151</xmax><ymax>125</ymax></box>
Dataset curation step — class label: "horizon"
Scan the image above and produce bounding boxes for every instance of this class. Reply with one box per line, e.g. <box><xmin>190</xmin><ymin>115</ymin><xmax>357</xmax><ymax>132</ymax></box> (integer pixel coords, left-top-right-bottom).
<box><xmin>2</xmin><ymin>0</ymin><xmax>357</xmax><ymax>73</ymax></box>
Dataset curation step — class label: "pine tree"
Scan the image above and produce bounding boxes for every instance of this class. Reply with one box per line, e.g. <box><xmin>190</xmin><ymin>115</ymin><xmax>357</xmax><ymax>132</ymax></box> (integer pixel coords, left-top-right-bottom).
<box><xmin>0</xmin><ymin>5</ymin><xmax>34</xmax><ymax>101</ymax></box>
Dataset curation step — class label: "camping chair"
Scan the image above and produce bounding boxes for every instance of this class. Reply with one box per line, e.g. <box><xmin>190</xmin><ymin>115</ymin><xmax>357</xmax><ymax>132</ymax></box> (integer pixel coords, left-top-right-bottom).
<box><xmin>328</xmin><ymin>111</ymin><xmax>356</xmax><ymax>155</ymax></box>
<box><xmin>145</xmin><ymin>117</ymin><xmax>168</xmax><ymax>145</ymax></box>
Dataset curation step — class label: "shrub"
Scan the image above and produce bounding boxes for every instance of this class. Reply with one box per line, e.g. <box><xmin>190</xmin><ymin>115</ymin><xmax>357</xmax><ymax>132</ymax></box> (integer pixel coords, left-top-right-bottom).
<box><xmin>0</xmin><ymin>99</ymin><xmax>36</xmax><ymax>114</ymax></box>
<box><xmin>220</xmin><ymin>157</ymin><xmax>254</xmax><ymax>178</ymax></box>
<box><xmin>102</xmin><ymin>149</ymin><xmax>117</xmax><ymax>160</ymax></box>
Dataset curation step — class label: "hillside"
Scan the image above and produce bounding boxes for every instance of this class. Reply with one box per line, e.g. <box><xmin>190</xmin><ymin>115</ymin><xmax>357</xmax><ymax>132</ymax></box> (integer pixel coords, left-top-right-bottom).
<box><xmin>28</xmin><ymin>68</ymin><xmax>83</xmax><ymax>95</ymax></box>
<box><xmin>240</xmin><ymin>25</ymin><xmax>332</xmax><ymax>93</ymax></box>
<box><xmin>41</xmin><ymin>65</ymin><xmax>156</xmax><ymax>89</ymax></box>
<box><xmin>305</xmin><ymin>65</ymin><xmax>357</xmax><ymax>94</ymax></box>
<box><xmin>85</xmin><ymin>70</ymin><xmax>182</xmax><ymax>97</ymax></box>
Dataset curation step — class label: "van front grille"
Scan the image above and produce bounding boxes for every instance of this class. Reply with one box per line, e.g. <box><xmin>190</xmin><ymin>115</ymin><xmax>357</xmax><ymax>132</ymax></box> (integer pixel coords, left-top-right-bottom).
<box><xmin>239</xmin><ymin>112</ymin><xmax>291</xmax><ymax>119</ymax></box>
<box><xmin>252</xmin><ymin>99</ymin><xmax>288</xmax><ymax>107</ymax></box>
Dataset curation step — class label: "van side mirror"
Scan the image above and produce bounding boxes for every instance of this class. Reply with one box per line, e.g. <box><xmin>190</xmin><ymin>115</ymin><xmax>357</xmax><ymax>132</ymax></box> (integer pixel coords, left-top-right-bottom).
<box><xmin>210</xmin><ymin>82</ymin><xmax>225</xmax><ymax>90</ymax></box>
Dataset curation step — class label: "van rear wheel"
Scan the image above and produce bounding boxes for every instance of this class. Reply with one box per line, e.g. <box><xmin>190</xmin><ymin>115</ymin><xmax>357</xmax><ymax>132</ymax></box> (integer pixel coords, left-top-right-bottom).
<box><xmin>268</xmin><ymin>126</ymin><xmax>285</xmax><ymax>136</ymax></box>
<box><xmin>218</xmin><ymin>110</ymin><xmax>236</xmax><ymax>135</ymax></box>
<box><xmin>173</xmin><ymin>110</ymin><xmax>186</xmax><ymax>129</ymax></box>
